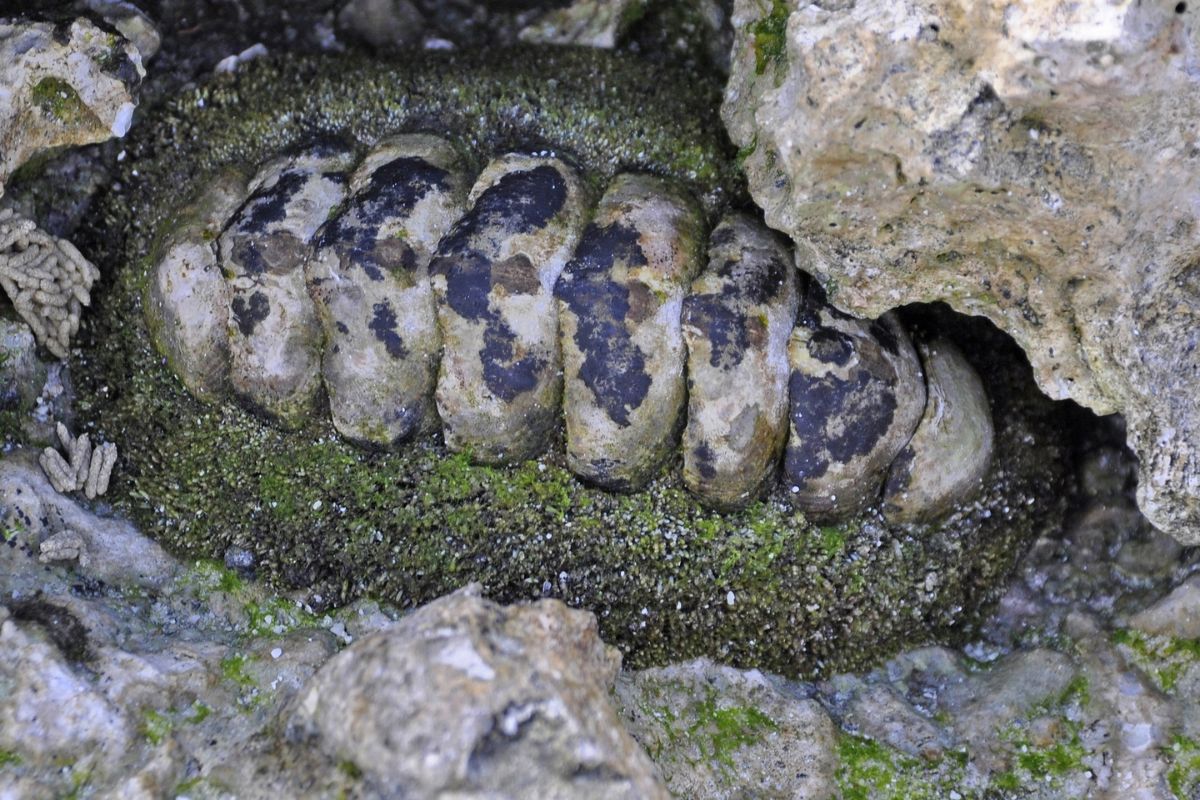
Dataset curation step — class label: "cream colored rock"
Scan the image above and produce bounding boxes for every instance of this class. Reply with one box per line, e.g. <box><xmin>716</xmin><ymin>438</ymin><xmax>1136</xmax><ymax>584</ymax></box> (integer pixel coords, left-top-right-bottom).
<box><xmin>430</xmin><ymin>154</ymin><xmax>590</xmax><ymax>463</ymax></box>
<box><xmin>145</xmin><ymin>168</ymin><xmax>250</xmax><ymax>402</ymax></box>
<box><xmin>307</xmin><ymin>135</ymin><xmax>468</xmax><ymax>446</ymax></box>
<box><xmin>556</xmin><ymin>173</ymin><xmax>706</xmax><ymax>491</ymax></box>
<box><xmin>0</xmin><ymin>17</ymin><xmax>142</xmax><ymax>193</ymax></box>
<box><xmin>723</xmin><ymin>0</ymin><xmax>1200</xmax><ymax>540</ymax></box>
<box><xmin>784</xmin><ymin>293</ymin><xmax>925</xmax><ymax>519</ymax></box>
<box><xmin>681</xmin><ymin>213</ymin><xmax>798</xmax><ymax>508</ymax></box>
<box><xmin>220</xmin><ymin>149</ymin><xmax>354</xmax><ymax>428</ymax></box>
<box><xmin>883</xmin><ymin>337</ymin><xmax>993</xmax><ymax>524</ymax></box>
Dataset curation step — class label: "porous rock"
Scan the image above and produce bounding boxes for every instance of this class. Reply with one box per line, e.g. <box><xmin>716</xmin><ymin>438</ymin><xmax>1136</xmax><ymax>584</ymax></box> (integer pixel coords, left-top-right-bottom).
<box><xmin>883</xmin><ymin>336</ymin><xmax>994</xmax><ymax>524</ymax></box>
<box><xmin>431</xmin><ymin>154</ymin><xmax>590</xmax><ymax>463</ymax></box>
<box><xmin>556</xmin><ymin>172</ymin><xmax>706</xmax><ymax>491</ymax></box>
<box><xmin>682</xmin><ymin>212</ymin><xmax>798</xmax><ymax>508</ymax></box>
<box><xmin>284</xmin><ymin>584</ymin><xmax>669</xmax><ymax>800</ymax></box>
<box><xmin>0</xmin><ymin>17</ymin><xmax>142</xmax><ymax>193</ymax></box>
<box><xmin>220</xmin><ymin>148</ymin><xmax>354</xmax><ymax>428</ymax></box>
<box><xmin>723</xmin><ymin>0</ymin><xmax>1200</xmax><ymax>541</ymax></box>
<box><xmin>784</xmin><ymin>289</ymin><xmax>925</xmax><ymax>518</ymax></box>
<box><xmin>308</xmin><ymin>134</ymin><xmax>468</xmax><ymax>446</ymax></box>
<box><xmin>616</xmin><ymin>658</ymin><xmax>837</xmax><ymax>799</ymax></box>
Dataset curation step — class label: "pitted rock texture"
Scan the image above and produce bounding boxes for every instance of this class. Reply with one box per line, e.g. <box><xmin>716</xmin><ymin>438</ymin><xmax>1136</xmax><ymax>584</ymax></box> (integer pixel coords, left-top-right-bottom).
<box><xmin>285</xmin><ymin>584</ymin><xmax>669</xmax><ymax>800</ymax></box>
<box><xmin>723</xmin><ymin>0</ymin><xmax>1200</xmax><ymax>542</ymax></box>
<box><xmin>0</xmin><ymin>17</ymin><xmax>143</xmax><ymax>195</ymax></box>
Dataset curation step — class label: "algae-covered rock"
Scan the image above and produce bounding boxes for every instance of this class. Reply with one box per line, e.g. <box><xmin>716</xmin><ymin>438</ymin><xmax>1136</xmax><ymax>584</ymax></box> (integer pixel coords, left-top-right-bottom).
<box><xmin>883</xmin><ymin>336</ymin><xmax>994</xmax><ymax>524</ymax></box>
<box><xmin>308</xmin><ymin>134</ymin><xmax>469</xmax><ymax>447</ymax></box>
<box><xmin>784</xmin><ymin>290</ymin><xmax>925</xmax><ymax>519</ymax></box>
<box><xmin>681</xmin><ymin>213</ymin><xmax>798</xmax><ymax>509</ymax></box>
<box><xmin>220</xmin><ymin>148</ymin><xmax>354</xmax><ymax>428</ymax></box>
<box><xmin>73</xmin><ymin>49</ymin><xmax>1072</xmax><ymax>677</ymax></box>
<box><xmin>431</xmin><ymin>154</ymin><xmax>590</xmax><ymax>463</ymax></box>
<box><xmin>556</xmin><ymin>173</ymin><xmax>706</xmax><ymax>491</ymax></box>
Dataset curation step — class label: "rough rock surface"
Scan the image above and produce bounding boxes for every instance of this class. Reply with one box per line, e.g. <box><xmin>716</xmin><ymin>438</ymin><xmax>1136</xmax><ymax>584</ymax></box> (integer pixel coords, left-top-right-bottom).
<box><xmin>286</xmin><ymin>584</ymin><xmax>670</xmax><ymax>799</ymax></box>
<box><xmin>616</xmin><ymin>658</ymin><xmax>837</xmax><ymax>799</ymax></box>
<box><xmin>723</xmin><ymin>0</ymin><xmax>1200</xmax><ymax>541</ymax></box>
<box><xmin>0</xmin><ymin>17</ymin><xmax>143</xmax><ymax>194</ymax></box>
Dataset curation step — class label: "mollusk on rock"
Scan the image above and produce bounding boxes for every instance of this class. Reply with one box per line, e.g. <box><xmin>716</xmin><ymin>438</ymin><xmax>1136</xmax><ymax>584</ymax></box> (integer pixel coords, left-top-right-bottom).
<box><xmin>147</xmin><ymin>134</ymin><xmax>994</xmax><ymax>523</ymax></box>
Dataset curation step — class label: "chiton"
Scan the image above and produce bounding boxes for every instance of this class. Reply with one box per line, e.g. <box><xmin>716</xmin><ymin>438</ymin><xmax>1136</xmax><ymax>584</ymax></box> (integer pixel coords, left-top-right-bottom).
<box><xmin>76</xmin><ymin>48</ymin><xmax>1072</xmax><ymax>676</ymax></box>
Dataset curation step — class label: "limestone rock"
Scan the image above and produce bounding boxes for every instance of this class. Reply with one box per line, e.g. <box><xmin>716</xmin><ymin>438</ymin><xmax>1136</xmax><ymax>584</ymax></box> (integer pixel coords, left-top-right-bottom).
<box><xmin>308</xmin><ymin>135</ymin><xmax>468</xmax><ymax>446</ymax></box>
<box><xmin>883</xmin><ymin>336</ymin><xmax>994</xmax><ymax>524</ymax></box>
<box><xmin>616</xmin><ymin>658</ymin><xmax>837</xmax><ymax>799</ymax></box>
<box><xmin>519</xmin><ymin>0</ymin><xmax>648</xmax><ymax>48</ymax></box>
<box><xmin>220</xmin><ymin>149</ymin><xmax>354</xmax><ymax>428</ymax></box>
<box><xmin>145</xmin><ymin>167</ymin><xmax>249</xmax><ymax>402</ymax></box>
<box><xmin>681</xmin><ymin>212</ymin><xmax>798</xmax><ymax>508</ymax></box>
<box><xmin>284</xmin><ymin>584</ymin><xmax>669</xmax><ymax>799</ymax></box>
<box><xmin>784</xmin><ymin>289</ymin><xmax>925</xmax><ymax>518</ymax></box>
<box><xmin>336</xmin><ymin>0</ymin><xmax>425</xmax><ymax>51</ymax></box>
<box><xmin>722</xmin><ymin>0</ymin><xmax>1200</xmax><ymax>541</ymax></box>
<box><xmin>2</xmin><ymin>453</ymin><xmax>176</xmax><ymax>589</ymax></box>
<box><xmin>431</xmin><ymin>155</ymin><xmax>590</xmax><ymax>463</ymax></box>
<box><xmin>0</xmin><ymin>17</ymin><xmax>142</xmax><ymax>193</ymax></box>
<box><xmin>556</xmin><ymin>173</ymin><xmax>706</xmax><ymax>490</ymax></box>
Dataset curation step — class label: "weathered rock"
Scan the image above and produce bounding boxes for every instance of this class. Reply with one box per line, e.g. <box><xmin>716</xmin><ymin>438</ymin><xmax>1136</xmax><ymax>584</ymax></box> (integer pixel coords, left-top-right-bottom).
<box><xmin>308</xmin><ymin>135</ymin><xmax>468</xmax><ymax>446</ymax></box>
<box><xmin>1127</xmin><ymin>573</ymin><xmax>1200</xmax><ymax>640</ymax></box>
<box><xmin>80</xmin><ymin>0</ymin><xmax>162</xmax><ymax>61</ymax></box>
<box><xmin>883</xmin><ymin>336</ymin><xmax>993</xmax><ymax>524</ymax></box>
<box><xmin>1</xmin><ymin>453</ymin><xmax>176</xmax><ymax>589</ymax></box>
<box><xmin>431</xmin><ymin>154</ymin><xmax>590</xmax><ymax>463</ymax></box>
<box><xmin>784</xmin><ymin>289</ymin><xmax>925</xmax><ymax>518</ymax></box>
<box><xmin>0</xmin><ymin>607</ymin><xmax>136</xmax><ymax>776</ymax></box>
<box><xmin>723</xmin><ymin>0</ymin><xmax>1200</xmax><ymax>541</ymax></box>
<box><xmin>616</xmin><ymin>658</ymin><xmax>837</xmax><ymax>799</ymax></box>
<box><xmin>0</xmin><ymin>17</ymin><xmax>142</xmax><ymax>194</ymax></box>
<box><xmin>519</xmin><ymin>0</ymin><xmax>648</xmax><ymax>48</ymax></box>
<box><xmin>145</xmin><ymin>167</ymin><xmax>249</xmax><ymax>402</ymax></box>
<box><xmin>220</xmin><ymin>149</ymin><xmax>353</xmax><ymax>428</ymax></box>
<box><xmin>556</xmin><ymin>173</ymin><xmax>705</xmax><ymax>490</ymax></box>
<box><xmin>682</xmin><ymin>212</ymin><xmax>798</xmax><ymax>508</ymax></box>
<box><xmin>335</xmin><ymin>0</ymin><xmax>425</xmax><ymax>51</ymax></box>
<box><xmin>285</xmin><ymin>584</ymin><xmax>669</xmax><ymax>799</ymax></box>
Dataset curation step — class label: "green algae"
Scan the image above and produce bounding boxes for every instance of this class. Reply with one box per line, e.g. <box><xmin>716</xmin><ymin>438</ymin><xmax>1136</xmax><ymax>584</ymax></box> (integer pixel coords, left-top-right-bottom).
<box><xmin>30</xmin><ymin>77</ymin><xmax>95</xmax><ymax>126</ymax></box>
<box><xmin>749</xmin><ymin>0</ymin><xmax>790</xmax><ymax>76</ymax></box>
<box><xmin>1112</xmin><ymin>629</ymin><xmax>1200</xmax><ymax>692</ymax></box>
<box><xmin>836</xmin><ymin>733</ymin><xmax>965</xmax><ymax>800</ymax></box>
<box><xmin>71</xmin><ymin>49</ymin><xmax>1072</xmax><ymax>678</ymax></box>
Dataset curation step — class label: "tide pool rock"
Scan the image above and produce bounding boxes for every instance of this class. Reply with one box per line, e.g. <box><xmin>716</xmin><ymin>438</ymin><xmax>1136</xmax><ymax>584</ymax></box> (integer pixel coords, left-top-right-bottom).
<box><xmin>784</xmin><ymin>291</ymin><xmax>925</xmax><ymax>519</ymax></box>
<box><xmin>556</xmin><ymin>173</ymin><xmax>706</xmax><ymax>491</ymax></box>
<box><xmin>681</xmin><ymin>213</ymin><xmax>798</xmax><ymax>509</ymax></box>
<box><xmin>144</xmin><ymin>167</ymin><xmax>249</xmax><ymax>402</ymax></box>
<box><xmin>219</xmin><ymin>148</ymin><xmax>354</xmax><ymax>428</ymax></box>
<box><xmin>430</xmin><ymin>154</ymin><xmax>590</xmax><ymax>463</ymax></box>
<box><xmin>307</xmin><ymin>135</ymin><xmax>468</xmax><ymax>447</ymax></box>
<box><xmin>883</xmin><ymin>336</ymin><xmax>994</xmax><ymax>524</ymax></box>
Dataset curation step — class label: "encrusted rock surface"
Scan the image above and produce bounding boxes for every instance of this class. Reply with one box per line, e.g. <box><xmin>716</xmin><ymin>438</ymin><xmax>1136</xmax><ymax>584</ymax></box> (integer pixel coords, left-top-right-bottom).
<box><xmin>723</xmin><ymin>0</ymin><xmax>1200</xmax><ymax>542</ymax></box>
<box><xmin>0</xmin><ymin>17</ymin><xmax>142</xmax><ymax>194</ymax></box>
<box><xmin>286</xmin><ymin>584</ymin><xmax>669</xmax><ymax>799</ymax></box>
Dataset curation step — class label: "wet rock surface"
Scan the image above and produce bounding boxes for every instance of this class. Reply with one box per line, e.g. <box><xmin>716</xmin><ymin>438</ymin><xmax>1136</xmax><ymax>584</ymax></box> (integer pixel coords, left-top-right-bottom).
<box><xmin>723</xmin><ymin>0</ymin><xmax>1200</xmax><ymax>542</ymax></box>
<box><xmin>2</xmin><ymin>435</ymin><xmax>1198</xmax><ymax>798</ymax></box>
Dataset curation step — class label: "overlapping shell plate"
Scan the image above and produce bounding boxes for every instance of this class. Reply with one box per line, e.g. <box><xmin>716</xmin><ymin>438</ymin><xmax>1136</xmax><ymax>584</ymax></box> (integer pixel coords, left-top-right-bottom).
<box><xmin>148</xmin><ymin>134</ymin><xmax>995</xmax><ymax>522</ymax></box>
